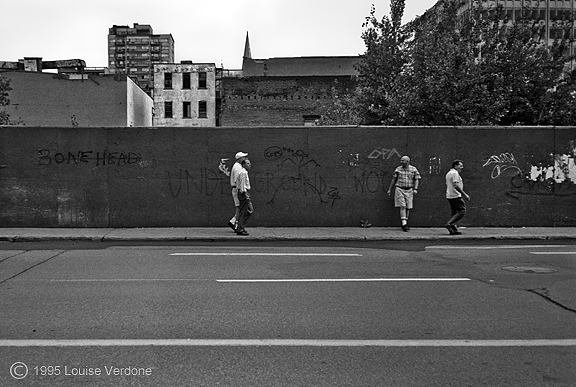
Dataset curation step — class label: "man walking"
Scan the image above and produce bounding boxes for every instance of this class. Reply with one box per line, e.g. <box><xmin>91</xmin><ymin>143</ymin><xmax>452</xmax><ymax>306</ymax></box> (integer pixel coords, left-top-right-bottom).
<box><xmin>387</xmin><ymin>155</ymin><xmax>421</xmax><ymax>231</ymax></box>
<box><xmin>445</xmin><ymin>159</ymin><xmax>470</xmax><ymax>235</ymax></box>
<box><xmin>228</xmin><ymin>151</ymin><xmax>248</xmax><ymax>231</ymax></box>
<box><xmin>235</xmin><ymin>159</ymin><xmax>253</xmax><ymax>236</ymax></box>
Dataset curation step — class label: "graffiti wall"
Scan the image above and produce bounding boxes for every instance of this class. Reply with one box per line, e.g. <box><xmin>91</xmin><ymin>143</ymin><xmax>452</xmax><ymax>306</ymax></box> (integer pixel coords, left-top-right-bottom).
<box><xmin>0</xmin><ymin>126</ymin><xmax>575</xmax><ymax>227</ymax></box>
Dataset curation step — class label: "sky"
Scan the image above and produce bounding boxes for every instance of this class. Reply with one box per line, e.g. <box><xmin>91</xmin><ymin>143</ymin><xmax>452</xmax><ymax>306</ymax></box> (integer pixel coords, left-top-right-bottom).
<box><xmin>1</xmin><ymin>0</ymin><xmax>438</xmax><ymax>70</ymax></box>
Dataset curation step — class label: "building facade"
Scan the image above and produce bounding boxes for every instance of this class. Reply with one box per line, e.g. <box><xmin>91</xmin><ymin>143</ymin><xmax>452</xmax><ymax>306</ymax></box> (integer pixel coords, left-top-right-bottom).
<box><xmin>108</xmin><ymin>24</ymin><xmax>175</xmax><ymax>95</ymax></box>
<box><xmin>153</xmin><ymin>62</ymin><xmax>217</xmax><ymax>127</ymax></box>
<box><xmin>0</xmin><ymin>59</ymin><xmax>153</xmax><ymax>127</ymax></box>
<box><xmin>219</xmin><ymin>33</ymin><xmax>359</xmax><ymax>126</ymax></box>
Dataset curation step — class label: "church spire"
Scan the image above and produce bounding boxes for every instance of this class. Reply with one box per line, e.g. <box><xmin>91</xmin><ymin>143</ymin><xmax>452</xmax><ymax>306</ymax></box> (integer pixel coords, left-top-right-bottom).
<box><xmin>243</xmin><ymin>31</ymin><xmax>252</xmax><ymax>59</ymax></box>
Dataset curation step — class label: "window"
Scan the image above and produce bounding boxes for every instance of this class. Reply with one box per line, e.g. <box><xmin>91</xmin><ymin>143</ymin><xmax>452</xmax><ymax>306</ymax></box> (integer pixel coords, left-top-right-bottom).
<box><xmin>164</xmin><ymin>73</ymin><xmax>172</xmax><ymax>89</ymax></box>
<box><xmin>198</xmin><ymin>72</ymin><xmax>207</xmax><ymax>89</ymax></box>
<box><xmin>183</xmin><ymin>73</ymin><xmax>191</xmax><ymax>89</ymax></box>
<box><xmin>183</xmin><ymin>102</ymin><xmax>192</xmax><ymax>118</ymax></box>
<box><xmin>198</xmin><ymin>101</ymin><xmax>207</xmax><ymax>118</ymax></box>
<box><xmin>303</xmin><ymin>115</ymin><xmax>321</xmax><ymax>126</ymax></box>
<box><xmin>164</xmin><ymin>101</ymin><xmax>173</xmax><ymax>118</ymax></box>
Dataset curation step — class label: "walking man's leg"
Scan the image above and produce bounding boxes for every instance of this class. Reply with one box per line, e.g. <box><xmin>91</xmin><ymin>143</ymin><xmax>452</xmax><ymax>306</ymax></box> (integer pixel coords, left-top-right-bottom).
<box><xmin>445</xmin><ymin>198</ymin><xmax>465</xmax><ymax>234</ymax></box>
<box><xmin>236</xmin><ymin>192</ymin><xmax>250</xmax><ymax>235</ymax></box>
<box><xmin>228</xmin><ymin>188</ymin><xmax>239</xmax><ymax>231</ymax></box>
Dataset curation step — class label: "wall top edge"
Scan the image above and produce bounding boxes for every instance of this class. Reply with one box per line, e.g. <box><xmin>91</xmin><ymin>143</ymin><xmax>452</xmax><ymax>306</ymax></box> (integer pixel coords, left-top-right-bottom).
<box><xmin>1</xmin><ymin>125</ymin><xmax>575</xmax><ymax>130</ymax></box>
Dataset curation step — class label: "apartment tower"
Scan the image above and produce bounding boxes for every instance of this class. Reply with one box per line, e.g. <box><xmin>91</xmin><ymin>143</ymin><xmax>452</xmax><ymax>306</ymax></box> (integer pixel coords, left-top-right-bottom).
<box><xmin>108</xmin><ymin>23</ymin><xmax>174</xmax><ymax>95</ymax></box>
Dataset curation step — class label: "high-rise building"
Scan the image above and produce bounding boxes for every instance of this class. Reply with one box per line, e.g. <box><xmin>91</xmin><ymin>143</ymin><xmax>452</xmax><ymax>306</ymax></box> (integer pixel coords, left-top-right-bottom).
<box><xmin>108</xmin><ymin>23</ymin><xmax>174</xmax><ymax>95</ymax></box>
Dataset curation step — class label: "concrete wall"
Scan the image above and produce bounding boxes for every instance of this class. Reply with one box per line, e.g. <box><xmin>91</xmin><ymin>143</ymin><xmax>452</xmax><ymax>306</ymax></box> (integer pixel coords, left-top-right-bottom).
<box><xmin>0</xmin><ymin>126</ymin><xmax>575</xmax><ymax>228</ymax></box>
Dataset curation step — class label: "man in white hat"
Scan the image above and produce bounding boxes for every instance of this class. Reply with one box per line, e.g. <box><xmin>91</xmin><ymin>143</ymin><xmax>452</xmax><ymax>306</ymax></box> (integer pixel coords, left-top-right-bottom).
<box><xmin>228</xmin><ymin>151</ymin><xmax>248</xmax><ymax>230</ymax></box>
<box><xmin>387</xmin><ymin>155</ymin><xmax>421</xmax><ymax>231</ymax></box>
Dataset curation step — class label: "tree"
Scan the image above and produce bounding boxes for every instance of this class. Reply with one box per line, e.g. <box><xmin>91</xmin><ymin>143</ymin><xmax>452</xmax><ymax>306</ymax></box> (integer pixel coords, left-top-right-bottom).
<box><xmin>355</xmin><ymin>0</ymin><xmax>409</xmax><ymax>125</ymax></box>
<box><xmin>314</xmin><ymin>83</ymin><xmax>362</xmax><ymax>125</ymax></box>
<box><xmin>356</xmin><ymin>0</ymin><xmax>576</xmax><ymax>126</ymax></box>
<box><xmin>0</xmin><ymin>74</ymin><xmax>12</xmax><ymax>125</ymax></box>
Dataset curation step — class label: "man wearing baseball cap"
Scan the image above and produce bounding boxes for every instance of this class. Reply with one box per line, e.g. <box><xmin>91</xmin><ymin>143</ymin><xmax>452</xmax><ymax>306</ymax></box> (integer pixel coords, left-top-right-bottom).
<box><xmin>228</xmin><ymin>151</ymin><xmax>248</xmax><ymax>230</ymax></box>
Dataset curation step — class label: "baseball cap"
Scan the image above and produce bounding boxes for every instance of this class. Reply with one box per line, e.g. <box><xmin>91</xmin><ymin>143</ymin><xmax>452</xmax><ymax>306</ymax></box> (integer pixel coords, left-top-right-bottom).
<box><xmin>235</xmin><ymin>152</ymin><xmax>248</xmax><ymax>159</ymax></box>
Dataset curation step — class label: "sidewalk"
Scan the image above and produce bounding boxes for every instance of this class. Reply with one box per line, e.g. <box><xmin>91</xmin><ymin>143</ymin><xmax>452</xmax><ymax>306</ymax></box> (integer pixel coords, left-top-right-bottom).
<box><xmin>0</xmin><ymin>227</ymin><xmax>574</xmax><ymax>242</ymax></box>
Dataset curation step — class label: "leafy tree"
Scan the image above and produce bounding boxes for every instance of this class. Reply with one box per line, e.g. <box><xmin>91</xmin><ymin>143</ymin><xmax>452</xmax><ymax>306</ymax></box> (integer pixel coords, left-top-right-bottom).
<box><xmin>0</xmin><ymin>75</ymin><xmax>12</xmax><ymax>125</ymax></box>
<box><xmin>356</xmin><ymin>0</ymin><xmax>576</xmax><ymax>126</ymax></box>
<box><xmin>314</xmin><ymin>83</ymin><xmax>362</xmax><ymax>125</ymax></box>
<box><xmin>355</xmin><ymin>0</ymin><xmax>409</xmax><ymax>124</ymax></box>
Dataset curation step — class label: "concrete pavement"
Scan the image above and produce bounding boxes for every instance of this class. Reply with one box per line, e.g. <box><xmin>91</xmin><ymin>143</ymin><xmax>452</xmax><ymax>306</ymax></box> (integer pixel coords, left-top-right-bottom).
<box><xmin>0</xmin><ymin>227</ymin><xmax>574</xmax><ymax>242</ymax></box>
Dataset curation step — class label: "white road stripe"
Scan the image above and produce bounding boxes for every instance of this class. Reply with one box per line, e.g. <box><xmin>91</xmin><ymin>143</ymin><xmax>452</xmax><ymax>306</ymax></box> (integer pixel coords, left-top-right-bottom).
<box><xmin>427</xmin><ymin>245</ymin><xmax>566</xmax><ymax>250</ymax></box>
<box><xmin>49</xmin><ymin>278</ymin><xmax>471</xmax><ymax>283</ymax></box>
<box><xmin>170</xmin><ymin>253</ymin><xmax>362</xmax><ymax>256</ymax></box>
<box><xmin>530</xmin><ymin>252</ymin><xmax>576</xmax><ymax>255</ymax></box>
<box><xmin>216</xmin><ymin>278</ymin><xmax>471</xmax><ymax>283</ymax></box>
<box><xmin>1</xmin><ymin>339</ymin><xmax>575</xmax><ymax>347</ymax></box>
<box><xmin>50</xmin><ymin>279</ymin><xmax>207</xmax><ymax>282</ymax></box>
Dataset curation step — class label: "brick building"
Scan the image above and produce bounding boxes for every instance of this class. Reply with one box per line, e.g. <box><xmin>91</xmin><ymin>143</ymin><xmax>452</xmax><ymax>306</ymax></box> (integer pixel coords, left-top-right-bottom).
<box><xmin>219</xmin><ymin>33</ymin><xmax>359</xmax><ymax>126</ymax></box>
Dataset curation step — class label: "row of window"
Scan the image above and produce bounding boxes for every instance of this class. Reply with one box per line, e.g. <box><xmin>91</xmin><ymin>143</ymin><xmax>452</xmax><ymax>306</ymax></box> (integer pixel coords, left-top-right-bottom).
<box><xmin>164</xmin><ymin>72</ymin><xmax>207</xmax><ymax>89</ymax></box>
<box><xmin>164</xmin><ymin>101</ymin><xmax>208</xmax><ymax>119</ymax></box>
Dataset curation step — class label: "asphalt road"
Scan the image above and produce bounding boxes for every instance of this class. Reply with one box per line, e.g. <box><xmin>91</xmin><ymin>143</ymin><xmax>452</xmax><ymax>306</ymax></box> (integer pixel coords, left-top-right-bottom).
<box><xmin>0</xmin><ymin>240</ymin><xmax>575</xmax><ymax>386</ymax></box>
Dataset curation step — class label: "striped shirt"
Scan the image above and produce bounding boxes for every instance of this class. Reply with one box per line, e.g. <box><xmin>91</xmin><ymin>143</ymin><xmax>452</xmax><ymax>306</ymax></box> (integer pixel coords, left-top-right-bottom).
<box><xmin>394</xmin><ymin>165</ymin><xmax>421</xmax><ymax>188</ymax></box>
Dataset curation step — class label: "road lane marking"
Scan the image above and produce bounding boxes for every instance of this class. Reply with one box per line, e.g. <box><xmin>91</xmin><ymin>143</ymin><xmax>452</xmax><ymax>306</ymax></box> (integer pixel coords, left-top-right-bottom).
<box><xmin>49</xmin><ymin>279</ymin><xmax>208</xmax><ymax>282</ymax></box>
<box><xmin>1</xmin><ymin>339</ymin><xmax>575</xmax><ymax>347</ymax></box>
<box><xmin>530</xmin><ymin>252</ymin><xmax>576</xmax><ymax>255</ymax></box>
<box><xmin>170</xmin><ymin>253</ymin><xmax>363</xmax><ymax>256</ymax></box>
<box><xmin>47</xmin><ymin>278</ymin><xmax>471</xmax><ymax>283</ymax></box>
<box><xmin>427</xmin><ymin>245</ymin><xmax>566</xmax><ymax>250</ymax></box>
<box><xmin>216</xmin><ymin>278</ymin><xmax>471</xmax><ymax>283</ymax></box>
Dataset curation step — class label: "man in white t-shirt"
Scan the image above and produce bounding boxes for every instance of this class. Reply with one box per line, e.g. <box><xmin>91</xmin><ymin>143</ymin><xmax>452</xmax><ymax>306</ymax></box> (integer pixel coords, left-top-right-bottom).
<box><xmin>445</xmin><ymin>159</ymin><xmax>470</xmax><ymax>235</ymax></box>
<box><xmin>228</xmin><ymin>151</ymin><xmax>248</xmax><ymax>231</ymax></box>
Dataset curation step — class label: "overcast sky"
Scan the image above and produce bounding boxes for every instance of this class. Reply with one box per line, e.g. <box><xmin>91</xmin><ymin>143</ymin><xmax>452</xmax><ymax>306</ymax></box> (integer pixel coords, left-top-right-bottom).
<box><xmin>1</xmin><ymin>0</ymin><xmax>437</xmax><ymax>70</ymax></box>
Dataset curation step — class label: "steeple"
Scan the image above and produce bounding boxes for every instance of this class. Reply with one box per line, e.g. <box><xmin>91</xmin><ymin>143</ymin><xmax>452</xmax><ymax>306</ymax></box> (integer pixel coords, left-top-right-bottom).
<box><xmin>243</xmin><ymin>31</ymin><xmax>252</xmax><ymax>59</ymax></box>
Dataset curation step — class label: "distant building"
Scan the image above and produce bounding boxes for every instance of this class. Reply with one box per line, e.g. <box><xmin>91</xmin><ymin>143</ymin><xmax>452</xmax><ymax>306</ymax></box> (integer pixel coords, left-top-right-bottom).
<box><xmin>0</xmin><ymin>58</ymin><xmax>152</xmax><ymax>127</ymax></box>
<box><xmin>219</xmin><ymin>33</ymin><xmax>359</xmax><ymax>126</ymax></box>
<box><xmin>153</xmin><ymin>62</ymin><xmax>217</xmax><ymax>127</ymax></box>
<box><xmin>108</xmin><ymin>24</ymin><xmax>175</xmax><ymax>95</ymax></box>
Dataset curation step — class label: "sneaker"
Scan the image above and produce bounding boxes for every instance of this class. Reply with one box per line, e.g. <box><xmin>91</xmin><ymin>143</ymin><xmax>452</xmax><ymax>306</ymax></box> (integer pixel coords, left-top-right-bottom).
<box><xmin>236</xmin><ymin>230</ymin><xmax>249</xmax><ymax>236</ymax></box>
<box><xmin>227</xmin><ymin>221</ymin><xmax>236</xmax><ymax>231</ymax></box>
<box><xmin>402</xmin><ymin>224</ymin><xmax>409</xmax><ymax>232</ymax></box>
